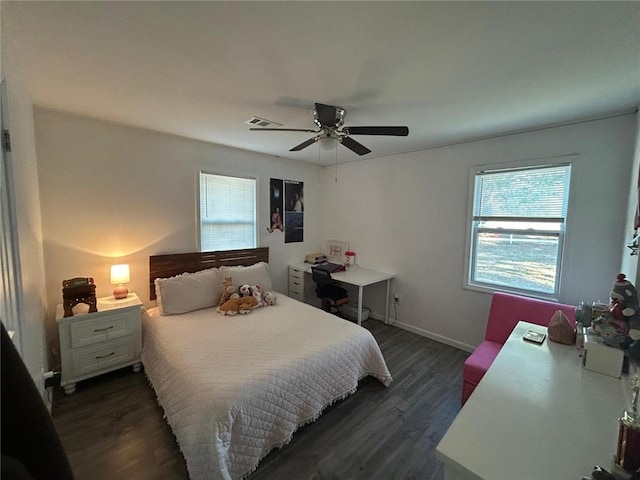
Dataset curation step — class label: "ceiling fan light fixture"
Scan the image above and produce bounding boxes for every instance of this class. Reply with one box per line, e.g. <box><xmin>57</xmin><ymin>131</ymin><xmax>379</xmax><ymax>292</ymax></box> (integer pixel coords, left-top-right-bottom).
<box><xmin>318</xmin><ymin>136</ymin><xmax>339</xmax><ymax>150</ymax></box>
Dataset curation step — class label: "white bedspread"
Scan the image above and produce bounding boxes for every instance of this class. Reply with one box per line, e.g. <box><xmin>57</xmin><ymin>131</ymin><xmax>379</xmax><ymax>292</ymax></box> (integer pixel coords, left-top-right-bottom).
<box><xmin>142</xmin><ymin>294</ymin><xmax>392</xmax><ymax>480</ymax></box>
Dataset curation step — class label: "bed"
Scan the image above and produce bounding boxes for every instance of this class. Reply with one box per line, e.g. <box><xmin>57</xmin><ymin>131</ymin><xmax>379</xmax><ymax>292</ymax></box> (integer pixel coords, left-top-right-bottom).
<box><xmin>142</xmin><ymin>248</ymin><xmax>392</xmax><ymax>480</ymax></box>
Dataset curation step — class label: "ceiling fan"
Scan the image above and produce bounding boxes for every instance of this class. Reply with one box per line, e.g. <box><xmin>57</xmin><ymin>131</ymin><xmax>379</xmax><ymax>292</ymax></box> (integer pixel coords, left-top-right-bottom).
<box><xmin>250</xmin><ymin>103</ymin><xmax>409</xmax><ymax>156</ymax></box>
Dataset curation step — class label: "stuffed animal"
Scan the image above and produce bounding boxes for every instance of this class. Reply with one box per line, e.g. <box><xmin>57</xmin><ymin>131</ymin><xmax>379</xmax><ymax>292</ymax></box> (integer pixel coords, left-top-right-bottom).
<box><xmin>609</xmin><ymin>273</ymin><xmax>640</xmax><ymax>329</ymax></box>
<box><xmin>218</xmin><ymin>296</ymin><xmax>258</xmax><ymax>315</ymax></box>
<box><xmin>238</xmin><ymin>296</ymin><xmax>258</xmax><ymax>313</ymax></box>
<box><xmin>219</xmin><ymin>277</ymin><xmax>239</xmax><ymax>306</ymax></box>
<box><xmin>593</xmin><ymin>273</ymin><xmax>640</xmax><ymax>350</ymax></box>
<box><xmin>217</xmin><ymin>297</ymin><xmax>242</xmax><ymax>316</ymax></box>
<box><xmin>263</xmin><ymin>291</ymin><xmax>277</xmax><ymax>306</ymax></box>
<box><xmin>251</xmin><ymin>284</ymin><xmax>264</xmax><ymax>306</ymax></box>
<box><xmin>239</xmin><ymin>284</ymin><xmax>252</xmax><ymax>298</ymax></box>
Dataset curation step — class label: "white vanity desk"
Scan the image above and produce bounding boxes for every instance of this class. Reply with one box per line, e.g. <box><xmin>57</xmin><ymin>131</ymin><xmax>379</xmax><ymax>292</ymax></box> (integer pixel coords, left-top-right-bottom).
<box><xmin>288</xmin><ymin>263</ymin><xmax>394</xmax><ymax>325</ymax></box>
<box><xmin>436</xmin><ymin>321</ymin><xmax>631</xmax><ymax>480</ymax></box>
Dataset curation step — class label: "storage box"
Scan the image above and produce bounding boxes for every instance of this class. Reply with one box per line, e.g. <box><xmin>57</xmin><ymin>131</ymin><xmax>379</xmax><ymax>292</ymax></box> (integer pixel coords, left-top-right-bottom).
<box><xmin>341</xmin><ymin>303</ymin><xmax>370</xmax><ymax>321</ymax></box>
<box><xmin>583</xmin><ymin>333</ymin><xmax>624</xmax><ymax>378</ymax></box>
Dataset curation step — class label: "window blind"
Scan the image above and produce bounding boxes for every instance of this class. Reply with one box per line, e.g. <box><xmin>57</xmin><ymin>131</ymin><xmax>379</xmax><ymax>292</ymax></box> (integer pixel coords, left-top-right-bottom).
<box><xmin>475</xmin><ymin>165</ymin><xmax>570</xmax><ymax>220</ymax></box>
<box><xmin>199</xmin><ymin>173</ymin><xmax>256</xmax><ymax>252</ymax></box>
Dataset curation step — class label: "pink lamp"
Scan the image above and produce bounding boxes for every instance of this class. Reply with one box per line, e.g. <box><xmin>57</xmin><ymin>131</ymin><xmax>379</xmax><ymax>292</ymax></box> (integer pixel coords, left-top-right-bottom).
<box><xmin>110</xmin><ymin>264</ymin><xmax>130</xmax><ymax>299</ymax></box>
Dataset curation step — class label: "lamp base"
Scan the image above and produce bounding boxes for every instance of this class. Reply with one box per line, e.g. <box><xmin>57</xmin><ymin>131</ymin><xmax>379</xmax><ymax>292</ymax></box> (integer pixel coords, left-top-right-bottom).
<box><xmin>113</xmin><ymin>284</ymin><xmax>129</xmax><ymax>299</ymax></box>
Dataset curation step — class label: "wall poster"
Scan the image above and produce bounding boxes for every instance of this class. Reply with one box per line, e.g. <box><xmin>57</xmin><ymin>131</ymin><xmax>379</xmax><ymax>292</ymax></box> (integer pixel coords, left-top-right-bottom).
<box><xmin>284</xmin><ymin>179</ymin><xmax>304</xmax><ymax>243</ymax></box>
<box><xmin>267</xmin><ymin>178</ymin><xmax>284</xmax><ymax>233</ymax></box>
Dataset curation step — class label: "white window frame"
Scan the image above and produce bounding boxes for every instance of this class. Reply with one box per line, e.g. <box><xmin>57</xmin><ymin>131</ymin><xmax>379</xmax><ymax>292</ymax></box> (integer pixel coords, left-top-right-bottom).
<box><xmin>197</xmin><ymin>171</ymin><xmax>258</xmax><ymax>252</ymax></box>
<box><xmin>464</xmin><ymin>158</ymin><xmax>573</xmax><ymax>299</ymax></box>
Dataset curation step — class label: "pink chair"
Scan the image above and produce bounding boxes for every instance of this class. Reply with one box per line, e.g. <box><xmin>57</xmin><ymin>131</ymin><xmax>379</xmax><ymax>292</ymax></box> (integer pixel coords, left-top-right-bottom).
<box><xmin>461</xmin><ymin>291</ymin><xmax>576</xmax><ymax>405</ymax></box>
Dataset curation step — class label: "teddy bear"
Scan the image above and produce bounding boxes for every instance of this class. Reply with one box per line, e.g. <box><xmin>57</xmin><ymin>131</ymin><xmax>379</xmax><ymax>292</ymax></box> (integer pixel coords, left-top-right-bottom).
<box><xmin>262</xmin><ymin>290</ymin><xmax>277</xmax><ymax>306</ymax></box>
<box><xmin>219</xmin><ymin>277</ymin><xmax>239</xmax><ymax>306</ymax></box>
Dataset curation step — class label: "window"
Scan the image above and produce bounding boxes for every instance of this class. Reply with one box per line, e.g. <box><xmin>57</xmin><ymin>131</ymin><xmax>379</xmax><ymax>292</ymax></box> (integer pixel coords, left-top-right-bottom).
<box><xmin>467</xmin><ymin>163</ymin><xmax>571</xmax><ymax>297</ymax></box>
<box><xmin>199</xmin><ymin>172</ymin><xmax>256</xmax><ymax>252</ymax></box>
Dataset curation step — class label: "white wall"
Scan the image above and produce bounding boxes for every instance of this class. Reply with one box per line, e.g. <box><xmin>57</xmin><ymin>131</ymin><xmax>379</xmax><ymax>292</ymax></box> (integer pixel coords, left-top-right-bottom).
<box><xmin>321</xmin><ymin>114</ymin><xmax>637</xmax><ymax>350</ymax></box>
<box><xmin>34</xmin><ymin>108</ymin><xmax>322</xmax><ymax>368</ymax></box>
<box><xmin>621</xmin><ymin>112</ymin><xmax>640</xmax><ymax>284</ymax></box>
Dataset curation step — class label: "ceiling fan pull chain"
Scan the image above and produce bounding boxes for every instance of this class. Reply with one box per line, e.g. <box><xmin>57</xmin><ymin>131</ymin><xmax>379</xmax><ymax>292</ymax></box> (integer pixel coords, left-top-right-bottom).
<box><xmin>335</xmin><ymin>143</ymin><xmax>338</xmax><ymax>182</ymax></box>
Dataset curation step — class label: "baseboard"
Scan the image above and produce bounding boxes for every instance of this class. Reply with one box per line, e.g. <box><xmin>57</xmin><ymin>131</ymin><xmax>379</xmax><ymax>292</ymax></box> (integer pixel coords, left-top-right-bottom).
<box><xmin>369</xmin><ymin>312</ymin><xmax>475</xmax><ymax>353</ymax></box>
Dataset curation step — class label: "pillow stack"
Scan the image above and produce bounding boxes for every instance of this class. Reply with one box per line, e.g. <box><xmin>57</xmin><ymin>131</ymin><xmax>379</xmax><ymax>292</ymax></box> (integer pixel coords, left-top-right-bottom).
<box><xmin>154</xmin><ymin>262</ymin><xmax>273</xmax><ymax>315</ymax></box>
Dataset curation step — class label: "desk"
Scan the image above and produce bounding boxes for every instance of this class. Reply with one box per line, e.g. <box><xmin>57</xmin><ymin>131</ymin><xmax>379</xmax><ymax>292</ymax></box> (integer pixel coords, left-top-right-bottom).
<box><xmin>289</xmin><ymin>263</ymin><xmax>394</xmax><ymax>325</ymax></box>
<box><xmin>436</xmin><ymin>321</ymin><xmax>629</xmax><ymax>480</ymax></box>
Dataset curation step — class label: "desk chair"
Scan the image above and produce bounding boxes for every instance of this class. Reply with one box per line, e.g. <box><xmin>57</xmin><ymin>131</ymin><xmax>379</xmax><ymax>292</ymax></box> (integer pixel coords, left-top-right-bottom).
<box><xmin>311</xmin><ymin>267</ymin><xmax>349</xmax><ymax>315</ymax></box>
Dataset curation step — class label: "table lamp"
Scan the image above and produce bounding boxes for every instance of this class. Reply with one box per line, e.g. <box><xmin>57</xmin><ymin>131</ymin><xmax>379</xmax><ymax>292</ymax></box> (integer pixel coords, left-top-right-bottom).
<box><xmin>110</xmin><ymin>264</ymin><xmax>130</xmax><ymax>299</ymax></box>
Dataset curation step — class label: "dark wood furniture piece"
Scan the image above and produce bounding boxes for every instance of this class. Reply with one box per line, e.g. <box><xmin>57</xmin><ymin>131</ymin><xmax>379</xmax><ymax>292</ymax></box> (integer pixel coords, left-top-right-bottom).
<box><xmin>62</xmin><ymin>277</ymin><xmax>97</xmax><ymax>317</ymax></box>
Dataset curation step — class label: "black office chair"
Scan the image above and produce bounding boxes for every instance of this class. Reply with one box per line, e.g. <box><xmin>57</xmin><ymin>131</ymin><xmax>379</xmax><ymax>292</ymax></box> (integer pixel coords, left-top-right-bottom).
<box><xmin>312</xmin><ymin>267</ymin><xmax>349</xmax><ymax>315</ymax></box>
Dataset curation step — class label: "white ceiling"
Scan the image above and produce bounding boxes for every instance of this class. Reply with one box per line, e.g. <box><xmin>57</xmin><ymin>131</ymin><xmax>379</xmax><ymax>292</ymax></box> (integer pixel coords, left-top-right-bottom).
<box><xmin>3</xmin><ymin>1</ymin><xmax>639</xmax><ymax>166</ymax></box>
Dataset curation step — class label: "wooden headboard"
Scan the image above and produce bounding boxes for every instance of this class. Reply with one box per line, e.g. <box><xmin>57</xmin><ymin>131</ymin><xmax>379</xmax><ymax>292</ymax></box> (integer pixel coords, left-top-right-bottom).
<box><xmin>149</xmin><ymin>247</ymin><xmax>269</xmax><ymax>301</ymax></box>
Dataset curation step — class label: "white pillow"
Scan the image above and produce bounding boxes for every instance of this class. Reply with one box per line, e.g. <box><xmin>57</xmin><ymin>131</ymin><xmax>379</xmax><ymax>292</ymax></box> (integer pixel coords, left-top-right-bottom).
<box><xmin>219</xmin><ymin>262</ymin><xmax>272</xmax><ymax>291</ymax></box>
<box><xmin>155</xmin><ymin>267</ymin><xmax>221</xmax><ymax>315</ymax></box>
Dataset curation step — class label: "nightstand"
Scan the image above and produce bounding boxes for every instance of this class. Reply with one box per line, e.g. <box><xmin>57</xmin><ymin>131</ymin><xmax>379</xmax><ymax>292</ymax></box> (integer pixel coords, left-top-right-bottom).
<box><xmin>55</xmin><ymin>293</ymin><xmax>143</xmax><ymax>394</ymax></box>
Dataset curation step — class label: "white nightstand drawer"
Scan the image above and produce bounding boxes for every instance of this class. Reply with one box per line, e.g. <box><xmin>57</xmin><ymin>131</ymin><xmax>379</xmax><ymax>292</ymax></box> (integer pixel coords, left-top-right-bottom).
<box><xmin>72</xmin><ymin>338</ymin><xmax>135</xmax><ymax>376</ymax></box>
<box><xmin>70</xmin><ymin>312</ymin><xmax>133</xmax><ymax>348</ymax></box>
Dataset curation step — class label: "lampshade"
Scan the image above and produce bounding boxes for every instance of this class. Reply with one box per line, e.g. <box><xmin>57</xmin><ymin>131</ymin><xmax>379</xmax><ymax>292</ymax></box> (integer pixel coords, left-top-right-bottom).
<box><xmin>110</xmin><ymin>264</ymin><xmax>130</xmax><ymax>284</ymax></box>
<box><xmin>110</xmin><ymin>264</ymin><xmax>130</xmax><ymax>299</ymax></box>
<box><xmin>318</xmin><ymin>136</ymin><xmax>339</xmax><ymax>151</ymax></box>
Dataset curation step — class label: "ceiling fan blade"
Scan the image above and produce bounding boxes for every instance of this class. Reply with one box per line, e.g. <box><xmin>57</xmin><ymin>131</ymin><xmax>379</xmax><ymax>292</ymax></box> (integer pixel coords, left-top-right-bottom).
<box><xmin>314</xmin><ymin>103</ymin><xmax>338</xmax><ymax>127</ymax></box>
<box><xmin>250</xmin><ymin>127</ymin><xmax>318</xmax><ymax>133</ymax></box>
<box><xmin>289</xmin><ymin>137</ymin><xmax>317</xmax><ymax>152</ymax></box>
<box><xmin>341</xmin><ymin>136</ymin><xmax>371</xmax><ymax>156</ymax></box>
<box><xmin>343</xmin><ymin>126</ymin><xmax>409</xmax><ymax>136</ymax></box>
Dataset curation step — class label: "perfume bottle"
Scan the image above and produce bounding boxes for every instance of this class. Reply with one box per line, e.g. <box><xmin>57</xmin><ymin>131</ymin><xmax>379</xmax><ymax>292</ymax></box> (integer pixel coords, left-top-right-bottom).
<box><xmin>616</xmin><ymin>376</ymin><xmax>640</xmax><ymax>472</ymax></box>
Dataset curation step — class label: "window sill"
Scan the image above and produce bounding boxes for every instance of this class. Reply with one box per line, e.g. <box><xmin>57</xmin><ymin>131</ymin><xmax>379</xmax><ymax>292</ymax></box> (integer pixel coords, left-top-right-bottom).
<box><xmin>463</xmin><ymin>282</ymin><xmax>560</xmax><ymax>303</ymax></box>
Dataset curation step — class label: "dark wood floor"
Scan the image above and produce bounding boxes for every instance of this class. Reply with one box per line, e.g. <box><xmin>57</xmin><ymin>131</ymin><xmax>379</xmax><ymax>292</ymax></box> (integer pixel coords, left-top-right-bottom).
<box><xmin>52</xmin><ymin>321</ymin><xmax>468</xmax><ymax>480</ymax></box>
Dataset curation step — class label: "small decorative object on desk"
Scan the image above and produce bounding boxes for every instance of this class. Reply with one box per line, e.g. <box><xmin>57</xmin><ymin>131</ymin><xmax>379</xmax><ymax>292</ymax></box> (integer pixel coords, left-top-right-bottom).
<box><xmin>344</xmin><ymin>251</ymin><xmax>356</xmax><ymax>268</ymax></box>
<box><xmin>523</xmin><ymin>330</ymin><xmax>546</xmax><ymax>344</ymax></box>
<box><xmin>616</xmin><ymin>376</ymin><xmax>640</xmax><ymax>473</ymax></box>
<box><xmin>548</xmin><ymin>309</ymin><xmax>576</xmax><ymax>345</ymax></box>
<box><xmin>591</xmin><ymin>274</ymin><xmax>640</xmax><ymax>367</ymax></box>
<box><xmin>575</xmin><ymin>302</ymin><xmax>593</xmax><ymax>328</ymax></box>
<box><xmin>327</xmin><ymin>239</ymin><xmax>348</xmax><ymax>264</ymax></box>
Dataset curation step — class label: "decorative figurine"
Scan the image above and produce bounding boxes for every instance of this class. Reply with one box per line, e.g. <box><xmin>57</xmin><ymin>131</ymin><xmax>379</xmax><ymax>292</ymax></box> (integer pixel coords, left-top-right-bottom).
<box><xmin>62</xmin><ymin>277</ymin><xmax>97</xmax><ymax>317</ymax></box>
<box><xmin>616</xmin><ymin>376</ymin><xmax>640</xmax><ymax>473</ymax></box>
<box><xmin>592</xmin><ymin>274</ymin><xmax>640</xmax><ymax>353</ymax></box>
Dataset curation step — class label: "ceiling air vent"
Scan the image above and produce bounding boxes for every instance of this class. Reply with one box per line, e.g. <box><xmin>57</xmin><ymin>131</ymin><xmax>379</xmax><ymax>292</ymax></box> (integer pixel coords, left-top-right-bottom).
<box><xmin>245</xmin><ymin>116</ymin><xmax>282</xmax><ymax>128</ymax></box>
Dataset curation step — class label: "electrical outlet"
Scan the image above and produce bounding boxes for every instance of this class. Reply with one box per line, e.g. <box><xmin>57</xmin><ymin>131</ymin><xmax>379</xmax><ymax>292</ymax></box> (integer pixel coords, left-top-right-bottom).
<box><xmin>394</xmin><ymin>293</ymin><xmax>400</xmax><ymax>302</ymax></box>
<box><xmin>43</xmin><ymin>371</ymin><xmax>61</xmax><ymax>389</ymax></box>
